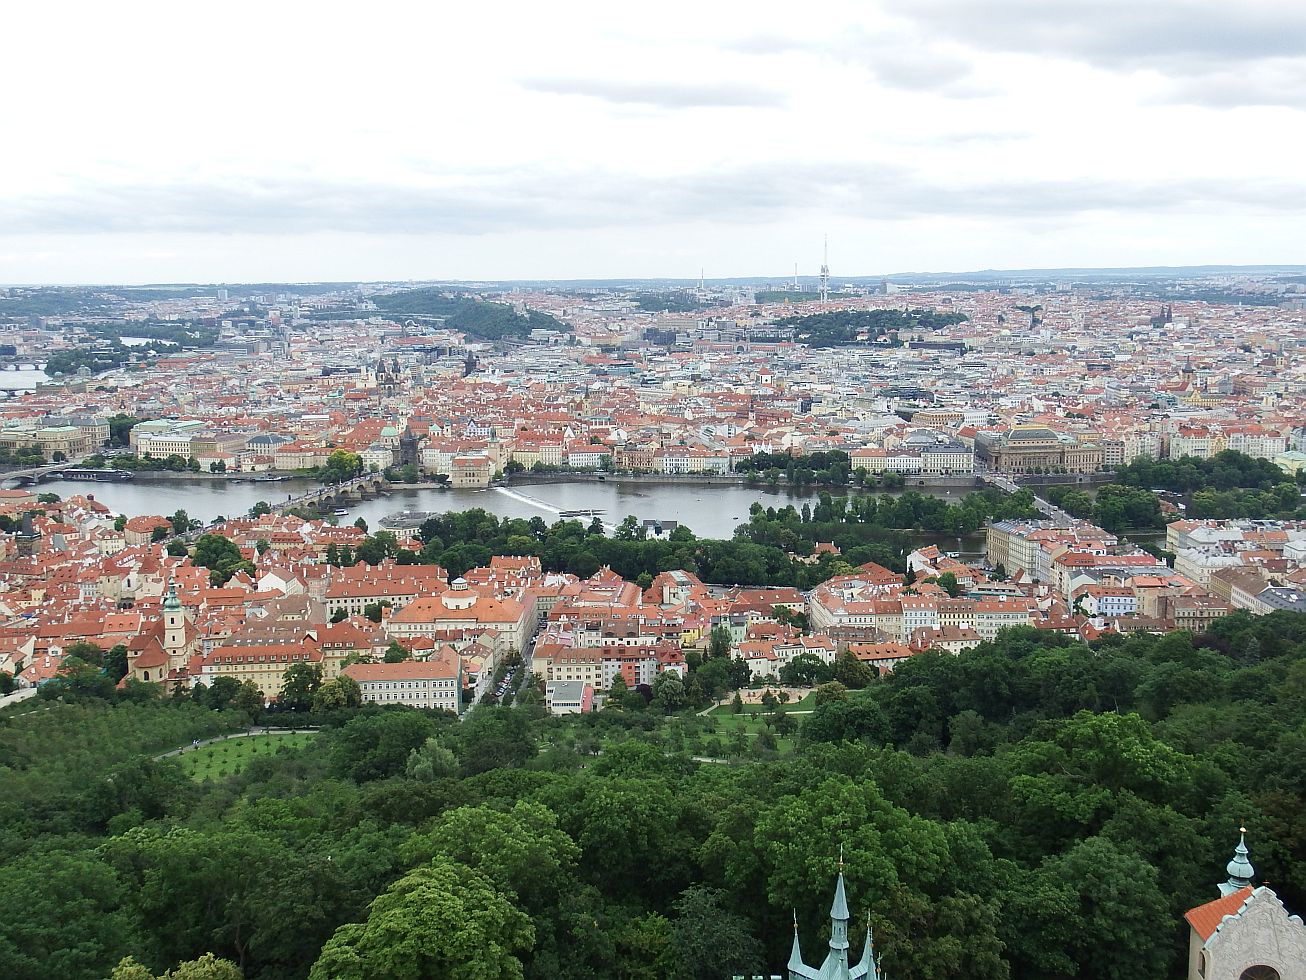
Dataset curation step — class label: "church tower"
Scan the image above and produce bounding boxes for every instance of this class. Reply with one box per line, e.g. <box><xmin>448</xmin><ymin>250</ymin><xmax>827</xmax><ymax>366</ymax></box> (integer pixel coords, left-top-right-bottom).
<box><xmin>787</xmin><ymin>865</ymin><xmax>878</xmax><ymax>980</ymax></box>
<box><xmin>162</xmin><ymin>583</ymin><xmax>196</xmax><ymax>678</ymax></box>
<box><xmin>1182</xmin><ymin>829</ymin><xmax>1306</xmax><ymax>980</ymax></box>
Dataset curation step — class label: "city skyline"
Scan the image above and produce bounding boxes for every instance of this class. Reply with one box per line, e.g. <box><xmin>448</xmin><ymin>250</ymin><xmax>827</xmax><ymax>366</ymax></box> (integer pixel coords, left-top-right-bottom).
<box><xmin>3</xmin><ymin>0</ymin><xmax>1305</xmax><ymax>283</ymax></box>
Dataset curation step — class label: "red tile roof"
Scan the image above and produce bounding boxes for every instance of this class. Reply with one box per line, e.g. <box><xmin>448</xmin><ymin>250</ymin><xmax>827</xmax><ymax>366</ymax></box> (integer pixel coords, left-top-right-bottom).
<box><xmin>1183</xmin><ymin>887</ymin><xmax>1253</xmax><ymax>941</ymax></box>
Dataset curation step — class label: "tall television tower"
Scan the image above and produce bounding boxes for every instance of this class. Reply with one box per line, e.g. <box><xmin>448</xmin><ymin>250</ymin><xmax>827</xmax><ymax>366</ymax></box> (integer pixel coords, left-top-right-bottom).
<box><xmin>819</xmin><ymin>235</ymin><xmax>830</xmax><ymax>302</ymax></box>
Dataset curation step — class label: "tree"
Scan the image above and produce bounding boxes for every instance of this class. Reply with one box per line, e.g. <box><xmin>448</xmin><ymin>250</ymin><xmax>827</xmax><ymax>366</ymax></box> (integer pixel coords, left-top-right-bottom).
<box><xmin>363</xmin><ymin>601</ymin><xmax>391</xmax><ymax>624</ymax></box>
<box><xmin>402</xmin><ymin>802</ymin><xmax>580</xmax><ymax>908</ymax></box>
<box><xmin>112</xmin><ymin>953</ymin><xmax>244</xmax><ymax>980</ymax></box>
<box><xmin>801</xmin><ymin>692</ymin><xmax>890</xmax><ymax>745</ymax></box>
<box><xmin>331</xmin><ymin>711</ymin><xmax>442</xmax><ymax>782</ymax></box>
<box><xmin>384</xmin><ymin>640</ymin><xmax>411</xmax><ymax>663</ymax></box>
<box><xmin>651</xmin><ymin>672</ymin><xmax>687</xmax><ymax>715</ymax></box>
<box><xmin>108</xmin><ymin>414</ymin><xmax>141</xmax><ymax>447</ymax></box>
<box><xmin>936</xmin><ymin>572</ymin><xmax>961</xmax><ymax>597</ymax></box>
<box><xmin>248</xmin><ymin>501</ymin><xmax>271</xmax><ymax>518</ymax></box>
<box><xmin>169</xmin><ymin>510</ymin><xmax>191</xmax><ymax>535</ymax></box>
<box><xmin>254</xmin><ymin>538</ymin><xmax>270</xmax><ymax>556</ymax></box>
<box><xmin>779</xmin><ymin>652</ymin><xmax>833</xmax><ymax>687</ymax></box>
<box><xmin>233</xmin><ymin>681</ymin><xmax>264</xmax><ymax>721</ymax></box>
<box><xmin>320</xmin><ymin>449</ymin><xmax>364</xmax><ymax>484</ymax></box>
<box><xmin>708</xmin><ymin>625</ymin><xmax>732</xmax><ymax>659</ymax></box>
<box><xmin>312</xmin><ymin>675</ymin><xmax>363</xmax><ymax>712</ymax></box>
<box><xmin>330</xmin><ymin>607</ymin><xmax>348</xmax><ymax>624</ymax></box>
<box><xmin>669</xmin><ymin>886</ymin><xmax>763</xmax><ymax>980</ymax></box>
<box><xmin>0</xmin><ymin>670</ymin><xmax>13</xmax><ymax>695</ymax></box>
<box><xmin>104</xmin><ymin>644</ymin><xmax>130</xmax><ymax>683</ymax></box>
<box><xmin>310</xmin><ymin>859</ymin><xmax>533</xmax><ymax>980</ymax></box>
<box><xmin>832</xmin><ymin>650</ymin><xmax>875</xmax><ymax>690</ymax></box>
<box><xmin>1006</xmin><ymin>836</ymin><xmax>1173</xmax><ymax>979</ymax></box>
<box><xmin>405</xmin><ymin>737</ymin><xmax>460</xmax><ymax>782</ymax></box>
<box><xmin>65</xmin><ymin>640</ymin><xmax>105</xmax><ymax>666</ymax></box>
<box><xmin>0</xmin><ymin>851</ymin><xmax>137</xmax><ymax>980</ymax></box>
<box><xmin>278</xmin><ymin>662</ymin><xmax>323</xmax><ymax>712</ymax></box>
<box><xmin>192</xmin><ymin>534</ymin><xmax>253</xmax><ymax>586</ymax></box>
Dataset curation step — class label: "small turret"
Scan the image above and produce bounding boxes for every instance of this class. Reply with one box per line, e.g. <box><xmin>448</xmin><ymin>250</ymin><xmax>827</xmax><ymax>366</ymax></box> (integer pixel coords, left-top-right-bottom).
<box><xmin>1219</xmin><ymin>827</ymin><xmax>1255</xmax><ymax>897</ymax></box>
<box><xmin>854</xmin><ymin>923</ymin><xmax>877</xmax><ymax>980</ymax></box>
<box><xmin>788</xmin><ymin>911</ymin><xmax>806</xmax><ymax>977</ymax></box>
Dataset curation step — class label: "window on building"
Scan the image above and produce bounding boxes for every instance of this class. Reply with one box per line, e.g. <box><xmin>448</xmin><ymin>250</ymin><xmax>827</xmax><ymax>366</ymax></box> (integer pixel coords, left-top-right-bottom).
<box><xmin>1240</xmin><ymin>969</ymin><xmax>1280</xmax><ymax>980</ymax></box>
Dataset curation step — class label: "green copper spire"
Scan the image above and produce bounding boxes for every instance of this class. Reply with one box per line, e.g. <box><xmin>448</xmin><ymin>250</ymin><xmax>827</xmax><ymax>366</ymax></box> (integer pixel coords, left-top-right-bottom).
<box><xmin>1219</xmin><ymin>826</ymin><xmax>1254</xmax><ymax>897</ymax></box>
<box><xmin>163</xmin><ymin>583</ymin><xmax>181</xmax><ymax>612</ymax></box>
<box><xmin>788</xmin><ymin>910</ymin><xmax>806</xmax><ymax>973</ymax></box>
<box><xmin>855</xmin><ymin>922</ymin><xmax>877</xmax><ymax>980</ymax></box>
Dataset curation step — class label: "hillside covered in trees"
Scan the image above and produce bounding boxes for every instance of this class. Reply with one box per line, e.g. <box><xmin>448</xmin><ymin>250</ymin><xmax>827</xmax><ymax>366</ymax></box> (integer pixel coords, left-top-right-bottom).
<box><xmin>2</xmin><ymin>610</ymin><xmax>1304</xmax><ymax>979</ymax></box>
<box><xmin>776</xmin><ymin>308</ymin><xmax>968</xmax><ymax>347</ymax></box>
<box><xmin>371</xmin><ymin>290</ymin><xmax>567</xmax><ymax>341</ymax></box>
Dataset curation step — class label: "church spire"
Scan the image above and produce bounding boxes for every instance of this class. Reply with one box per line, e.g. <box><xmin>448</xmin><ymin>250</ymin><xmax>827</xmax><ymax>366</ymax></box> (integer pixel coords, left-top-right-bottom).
<box><xmin>788</xmin><ymin>910</ymin><xmax>805</xmax><ymax>974</ymax></box>
<box><xmin>1219</xmin><ymin>826</ymin><xmax>1255</xmax><ymax>897</ymax></box>
<box><xmin>823</xmin><ymin>865</ymin><xmax>851</xmax><ymax>972</ymax></box>
<box><xmin>855</xmin><ymin>921</ymin><xmax>878</xmax><ymax>980</ymax></box>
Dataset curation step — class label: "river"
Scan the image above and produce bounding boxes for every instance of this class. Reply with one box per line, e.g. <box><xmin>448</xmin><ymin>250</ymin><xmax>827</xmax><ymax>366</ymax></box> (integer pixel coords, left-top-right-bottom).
<box><xmin>0</xmin><ymin>366</ymin><xmax>49</xmax><ymax>391</ymax></box>
<box><xmin>33</xmin><ymin>476</ymin><xmax>989</xmax><ymax>556</ymax></box>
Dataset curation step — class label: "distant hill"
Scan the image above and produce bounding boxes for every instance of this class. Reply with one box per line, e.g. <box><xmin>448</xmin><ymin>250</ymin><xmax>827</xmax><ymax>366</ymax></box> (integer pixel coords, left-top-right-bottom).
<box><xmin>371</xmin><ymin>289</ymin><xmax>567</xmax><ymax>341</ymax></box>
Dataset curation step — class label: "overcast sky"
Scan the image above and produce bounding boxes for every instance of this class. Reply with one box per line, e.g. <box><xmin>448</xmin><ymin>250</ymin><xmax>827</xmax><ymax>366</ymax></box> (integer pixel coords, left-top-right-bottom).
<box><xmin>3</xmin><ymin>0</ymin><xmax>1305</xmax><ymax>284</ymax></box>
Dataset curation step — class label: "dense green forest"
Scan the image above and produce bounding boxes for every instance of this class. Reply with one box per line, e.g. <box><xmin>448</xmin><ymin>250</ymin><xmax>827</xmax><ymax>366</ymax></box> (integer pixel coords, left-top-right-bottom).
<box><xmin>776</xmin><ymin>308</ymin><xmax>968</xmax><ymax>347</ymax></box>
<box><xmin>371</xmin><ymin>291</ymin><xmax>567</xmax><ymax>340</ymax></box>
<box><xmin>1111</xmin><ymin>450</ymin><xmax>1305</xmax><ymax>520</ymax></box>
<box><xmin>1042</xmin><ymin>482</ymin><xmax>1166</xmax><ymax>533</ymax></box>
<box><xmin>632</xmin><ymin>292</ymin><xmax>725</xmax><ymax>313</ymax></box>
<box><xmin>87</xmin><ymin>320</ymin><xmax>219</xmax><ymax>348</ymax></box>
<box><xmin>0</xmin><ymin>288</ymin><xmax>116</xmax><ymax>318</ymax></box>
<box><xmin>754</xmin><ymin>290</ymin><xmax>855</xmax><ymax>303</ymax></box>
<box><xmin>1040</xmin><ymin>451</ymin><xmax>1303</xmax><ymax>530</ymax></box>
<box><xmin>3</xmin><ymin>611</ymin><xmax>1304</xmax><ymax>979</ymax></box>
<box><xmin>44</xmin><ymin>339</ymin><xmax>145</xmax><ymax>377</ymax></box>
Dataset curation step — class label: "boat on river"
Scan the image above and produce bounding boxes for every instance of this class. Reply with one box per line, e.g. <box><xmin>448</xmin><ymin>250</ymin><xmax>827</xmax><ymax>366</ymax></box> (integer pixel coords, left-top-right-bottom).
<box><xmin>52</xmin><ymin>468</ymin><xmax>135</xmax><ymax>482</ymax></box>
<box><xmin>380</xmin><ymin>510</ymin><xmax>436</xmax><ymax>530</ymax></box>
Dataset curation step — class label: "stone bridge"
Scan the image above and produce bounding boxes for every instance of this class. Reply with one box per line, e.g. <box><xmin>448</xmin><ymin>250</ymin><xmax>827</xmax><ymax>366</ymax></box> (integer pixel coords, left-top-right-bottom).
<box><xmin>273</xmin><ymin>473</ymin><xmax>390</xmax><ymax>513</ymax></box>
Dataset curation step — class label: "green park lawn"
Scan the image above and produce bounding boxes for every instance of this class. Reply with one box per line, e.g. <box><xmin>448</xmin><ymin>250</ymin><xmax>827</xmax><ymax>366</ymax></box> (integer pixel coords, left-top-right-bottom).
<box><xmin>175</xmin><ymin>732</ymin><xmax>315</xmax><ymax>781</ymax></box>
<box><xmin>699</xmin><ymin>711</ymin><xmax>798</xmax><ymax>754</ymax></box>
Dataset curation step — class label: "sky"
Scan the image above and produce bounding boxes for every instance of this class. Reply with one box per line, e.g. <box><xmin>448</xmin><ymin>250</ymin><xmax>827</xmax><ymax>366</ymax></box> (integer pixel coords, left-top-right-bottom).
<box><xmin>2</xmin><ymin>0</ymin><xmax>1305</xmax><ymax>284</ymax></box>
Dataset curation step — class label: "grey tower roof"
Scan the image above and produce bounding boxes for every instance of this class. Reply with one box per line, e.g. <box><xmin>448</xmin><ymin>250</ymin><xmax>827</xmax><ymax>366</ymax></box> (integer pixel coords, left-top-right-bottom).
<box><xmin>831</xmin><ymin>872</ymin><xmax>850</xmax><ymax>922</ymax></box>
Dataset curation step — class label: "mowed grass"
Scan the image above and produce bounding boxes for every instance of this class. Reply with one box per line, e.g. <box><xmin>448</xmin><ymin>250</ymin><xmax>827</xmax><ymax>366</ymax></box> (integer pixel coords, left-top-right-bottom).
<box><xmin>175</xmin><ymin>733</ymin><xmax>315</xmax><ymax>781</ymax></box>
<box><xmin>700</xmin><ymin>711</ymin><xmax>798</xmax><ymax>753</ymax></box>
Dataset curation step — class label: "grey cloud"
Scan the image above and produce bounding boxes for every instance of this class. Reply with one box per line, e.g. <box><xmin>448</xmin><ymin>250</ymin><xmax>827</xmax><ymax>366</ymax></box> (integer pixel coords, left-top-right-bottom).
<box><xmin>1155</xmin><ymin>60</ymin><xmax>1306</xmax><ymax>108</ymax></box>
<box><xmin>3</xmin><ymin>164</ymin><xmax>1304</xmax><ymax>239</ymax></box>
<box><xmin>883</xmin><ymin>0</ymin><xmax>1306</xmax><ymax>65</ymax></box>
<box><xmin>729</xmin><ymin>28</ymin><xmax>986</xmax><ymax>97</ymax></box>
<box><xmin>517</xmin><ymin>76</ymin><xmax>785</xmax><ymax>108</ymax></box>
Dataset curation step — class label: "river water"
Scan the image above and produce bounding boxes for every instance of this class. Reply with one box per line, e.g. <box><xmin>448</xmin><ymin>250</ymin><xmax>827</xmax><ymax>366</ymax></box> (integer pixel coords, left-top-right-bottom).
<box><xmin>0</xmin><ymin>366</ymin><xmax>50</xmax><ymax>391</ymax></box>
<box><xmin>33</xmin><ymin>476</ymin><xmax>989</xmax><ymax>555</ymax></box>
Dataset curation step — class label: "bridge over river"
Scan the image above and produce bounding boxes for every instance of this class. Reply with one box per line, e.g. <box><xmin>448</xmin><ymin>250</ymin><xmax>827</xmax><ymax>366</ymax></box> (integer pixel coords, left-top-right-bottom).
<box><xmin>269</xmin><ymin>473</ymin><xmax>390</xmax><ymax>514</ymax></box>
